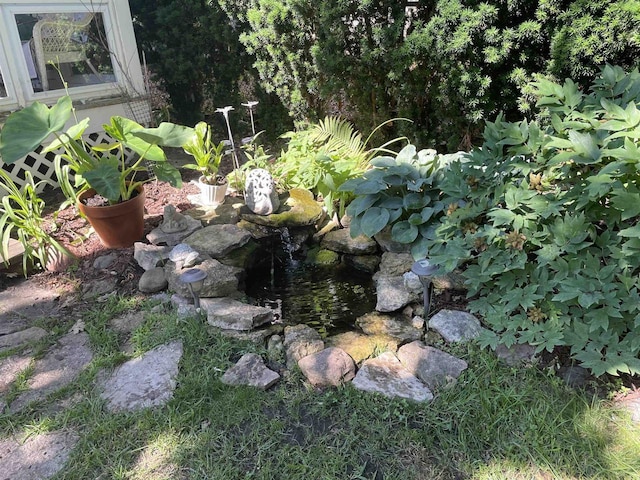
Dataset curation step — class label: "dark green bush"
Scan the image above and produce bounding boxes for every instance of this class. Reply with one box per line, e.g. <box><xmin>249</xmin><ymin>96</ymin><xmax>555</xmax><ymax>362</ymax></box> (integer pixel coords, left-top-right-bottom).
<box><xmin>428</xmin><ymin>65</ymin><xmax>640</xmax><ymax>376</ymax></box>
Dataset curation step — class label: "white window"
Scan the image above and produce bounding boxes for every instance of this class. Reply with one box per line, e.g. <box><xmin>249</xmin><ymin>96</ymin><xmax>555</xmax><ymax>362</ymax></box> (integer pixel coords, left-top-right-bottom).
<box><xmin>0</xmin><ymin>0</ymin><xmax>145</xmax><ymax>112</ymax></box>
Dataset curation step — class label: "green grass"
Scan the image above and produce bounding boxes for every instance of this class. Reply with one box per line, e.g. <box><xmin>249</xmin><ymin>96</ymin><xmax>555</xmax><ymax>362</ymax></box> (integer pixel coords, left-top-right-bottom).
<box><xmin>1</xmin><ymin>296</ymin><xmax>639</xmax><ymax>479</ymax></box>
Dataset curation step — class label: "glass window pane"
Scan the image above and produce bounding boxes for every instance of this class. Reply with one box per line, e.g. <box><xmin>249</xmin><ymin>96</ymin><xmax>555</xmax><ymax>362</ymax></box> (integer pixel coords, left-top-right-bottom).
<box><xmin>0</xmin><ymin>69</ymin><xmax>7</xmax><ymax>98</ymax></box>
<box><xmin>15</xmin><ymin>12</ymin><xmax>115</xmax><ymax>92</ymax></box>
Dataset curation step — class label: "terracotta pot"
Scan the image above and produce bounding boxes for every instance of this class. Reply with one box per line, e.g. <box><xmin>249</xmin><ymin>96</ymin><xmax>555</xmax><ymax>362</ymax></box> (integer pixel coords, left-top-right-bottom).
<box><xmin>77</xmin><ymin>186</ymin><xmax>145</xmax><ymax>248</ymax></box>
<box><xmin>198</xmin><ymin>176</ymin><xmax>227</xmax><ymax>206</ymax></box>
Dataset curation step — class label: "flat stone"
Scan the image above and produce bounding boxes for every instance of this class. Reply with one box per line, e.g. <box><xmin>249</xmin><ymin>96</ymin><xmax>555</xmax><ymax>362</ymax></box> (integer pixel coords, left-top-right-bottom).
<box><xmin>0</xmin><ymin>355</ymin><xmax>32</xmax><ymax>394</ymax></box>
<box><xmin>218</xmin><ymin>324</ymin><xmax>284</xmax><ymax>345</ymax></box>
<box><xmin>325</xmin><ymin>331</ymin><xmax>398</xmax><ymax>364</ymax></box>
<box><xmin>146</xmin><ymin>214</ymin><xmax>202</xmax><ymax>247</ymax></box>
<box><xmin>397</xmin><ymin>341</ymin><xmax>468</xmax><ymax>390</ymax></box>
<box><xmin>321</xmin><ymin>228</ymin><xmax>378</xmax><ymax>255</ymax></box>
<box><xmin>221</xmin><ymin>353</ymin><xmax>280</xmax><ymax>389</ymax></box>
<box><xmin>202</xmin><ymin>297</ymin><xmax>274</xmax><ymax>331</ymax></box>
<box><xmin>0</xmin><ymin>280</ymin><xmax>60</xmax><ymax>323</ymax></box>
<box><xmin>495</xmin><ymin>343</ymin><xmax>537</xmax><ymax>366</ymax></box>
<box><xmin>138</xmin><ymin>267</ymin><xmax>168</xmax><ymax>293</ymax></box>
<box><xmin>356</xmin><ymin>312</ymin><xmax>423</xmax><ymax>343</ymax></box>
<box><xmin>428</xmin><ymin>310</ymin><xmax>484</xmax><ymax>343</ymax></box>
<box><xmin>165</xmin><ymin>259</ymin><xmax>243</xmax><ymax>299</ymax></box>
<box><xmin>0</xmin><ymin>327</ymin><xmax>48</xmax><ymax>351</ymax></box>
<box><xmin>373</xmin><ymin>252</ymin><xmax>414</xmax><ymax>279</ymax></box>
<box><xmin>298</xmin><ymin>347</ymin><xmax>356</xmax><ymax>386</ymax></box>
<box><xmin>283</xmin><ymin>324</ymin><xmax>325</xmax><ymax>369</ymax></box>
<box><xmin>184</xmin><ymin>198</ymin><xmax>243</xmax><ymax>226</ymax></box>
<box><xmin>0</xmin><ymin>430</ymin><xmax>79</xmax><ymax>480</ymax></box>
<box><xmin>352</xmin><ymin>352</ymin><xmax>433</xmax><ymax>402</ymax></box>
<box><xmin>240</xmin><ymin>189</ymin><xmax>323</xmax><ymax>228</ymax></box>
<box><xmin>82</xmin><ymin>278</ymin><xmax>117</xmax><ymax>299</ymax></box>
<box><xmin>134</xmin><ymin>243</ymin><xmax>172</xmax><ymax>271</ymax></box>
<box><xmin>92</xmin><ymin>252</ymin><xmax>118</xmax><ymax>270</ymax></box>
<box><xmin>375</xmin><ymin>276</ymin><xmax>420</xmax><ymax>312</ymax></box>
<box><xmin>109</xmin><ymin>311</ymin><xmax>146</xmax><ymax>334</ymax></box>
<box><xmin>100</xmin><ymin>341</ymin><xmax>183</xmax><ymax>412</ymax></box>
<box><xmin>184</xmin><ymin>224</ymin><xmax>252</xmax><ymax>259</ymax></box>
<box><xmin>10</xmin><ymin>332</ymin><xmax>93</xmax><ymax>412</ymax></box>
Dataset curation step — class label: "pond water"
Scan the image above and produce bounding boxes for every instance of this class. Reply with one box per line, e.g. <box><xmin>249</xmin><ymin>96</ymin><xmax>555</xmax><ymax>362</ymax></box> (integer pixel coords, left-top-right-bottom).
<box><xmin>244</xmin><ymin>239</ymin><xmax>376</xmax><ymax>337</ymax></box>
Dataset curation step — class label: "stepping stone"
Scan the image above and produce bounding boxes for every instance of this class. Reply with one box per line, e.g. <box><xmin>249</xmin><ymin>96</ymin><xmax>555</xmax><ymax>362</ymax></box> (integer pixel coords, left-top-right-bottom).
<box><xmin>428</xmin><ymin>309</ymin><xmax>485</xmax><ymax>343</ymax></box>
<box><xmin>0</xmin><ymin>327</ymin><xmax>48</xmax><ymax>352</ymax></box>
<box><xmin>221</xmin><ymin>353</ymin><xmax>280</xmax><ymax>390</ymax></box>
<box><xmin>0</xmin><ymin>355</ymin><xmax>32</xmax><ymax>394</ymax></box>
<box><xmin>10</xmin><ymin>332</ymin><xmax>93</xmax><ymax>412</ymax></box>
<box><xmin>100</xmin><ymin>341</ymin><xmax>183</xmax><ymax>412</ymax></box>
<box><xmin>397</xmin><ymin>341</ymin><xmax>468</xmax><ymax>390</ymax></box>
<box><xmin>0</xmin><ymin>430</ymin><xmax>78</xmax><ymax>480</ymax></box>
<box><xmin>0</xmin><ymin>280</ymin><xmax>60</xmax><ymax>323</ymax></box>
<box><xmin>352</xmin><ymin>352</ymin><xmax>433</xmax><ymax>402</ymax></box>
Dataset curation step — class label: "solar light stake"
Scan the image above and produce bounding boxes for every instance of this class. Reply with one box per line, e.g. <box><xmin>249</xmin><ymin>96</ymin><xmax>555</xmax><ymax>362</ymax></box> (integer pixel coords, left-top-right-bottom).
<box><xmin>242</xmin><ymin>101</ymin><xmax>259</xmax><ymax>137</ymax></box>
<box><xmin>178</xmin><ymin>268</ymin><xmax>207</xmax><ymax>310</ymax></box>
<box><xmin>216</xmin><ymin>106</ymin><xmax>241</xmax><ymax>193</ymax></box>
<box><xmin>411</xmin><ymin>259</ymin><xmax>438</xmax><ymax>325</ymax></box>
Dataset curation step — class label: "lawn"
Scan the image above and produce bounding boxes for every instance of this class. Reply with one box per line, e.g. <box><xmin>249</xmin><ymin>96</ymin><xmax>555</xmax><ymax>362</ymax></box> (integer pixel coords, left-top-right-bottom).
<box><xmin>1</xmin><ymin>296</ymin><xmax>638</xmax><ymax>480</ymax></box>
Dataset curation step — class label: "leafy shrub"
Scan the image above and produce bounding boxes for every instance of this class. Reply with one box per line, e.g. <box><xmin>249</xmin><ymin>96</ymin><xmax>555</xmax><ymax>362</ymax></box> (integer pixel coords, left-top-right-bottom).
<box><xmin>340</xmin><ymin>144</ymin><xmax>459</xmax><ymax>258</ymax></box>
<box><xmin>428</xmin><ymin>65</ymin><xmax>640</xmax><ymax>376</ymax></box>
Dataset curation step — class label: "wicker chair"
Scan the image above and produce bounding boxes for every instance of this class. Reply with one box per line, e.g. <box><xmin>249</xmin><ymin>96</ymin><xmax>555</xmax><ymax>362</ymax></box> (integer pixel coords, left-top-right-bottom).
<box><xmin>31</xmin><ymin>13</ymin><xmax>100</xmax><ymax>90</ymax></box>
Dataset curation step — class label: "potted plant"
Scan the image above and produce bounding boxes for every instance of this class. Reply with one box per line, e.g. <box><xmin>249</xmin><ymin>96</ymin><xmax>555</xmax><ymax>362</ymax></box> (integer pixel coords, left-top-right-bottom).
<box><xmin>0</xmin><ymin>95</ymin><xmax>194</xmax><ymax>248</ymax></box>
<box><xmin>182</xmin><ymin>121</ymin><xmax>228</xmax><ymax>206</ymax></box>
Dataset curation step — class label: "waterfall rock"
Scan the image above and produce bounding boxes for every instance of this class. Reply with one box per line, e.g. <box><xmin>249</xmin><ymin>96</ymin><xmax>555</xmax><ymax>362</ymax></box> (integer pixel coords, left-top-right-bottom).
<box><xmin>100</xmin><ymin>341</ymin><xmax>183</xmax><ymax>412</ymax></box>
<box><xmin>397</xmin><ymin>341</ymin><xmax>468</xmax><ymax>390</ymax></box>
<box><xmin>138</xmin><ymin>267</ymin><xmax>168</xmax><ymax>293</ymax></box>
<box><xmin>298</xmin><ymin>347</ymin><xmax>356</xmax><ymax>386</ymax></box>
<box><xmin>244</xmin><ymin>169</ymin><xmax>280</xmax><ymax>215</ymax></box>
<box><xmin>283</xmin><ymin>324</ymin><xmax>325</xmax><ymax>369</ymax></box>
<box><xmin>428</xmin><ymin>310</ymin><xmax>485</xmax><ymax>343</ymax></box>
<box><xmin>202</xmin><ymin>297</ymin><xmax>274</xmax><ymax>331</ymax></box>
<box><xmin>183</xmin><ymin>224</ymin><xmax>252</xmax><ymax>259</ymax></box>
<box><xmin>134</xmin><ymin>243</ymin><xmax>171</xmax><ymax>271</ymax></box>
<box><xmin>321</xmin><ymin>228</ymin><xmax>378</xmax><ymax>255</ymax></box>
<box><xmin>165</xmin><ymin>259</ymin><xmax>243</xmax><ymax>299</ymax></box>
<box><xmin>352</xmin><ymin>352</ymin><xmax>433</xmax><ymax>402</ymax></box>
<box><xmin>241</xmin><ymin>189</ymin><xmax>323</xmax><ymax>228</ymax></box>
<box><xmin>221</xmin><ymin>353</ymin><xmax>280</xmax><ymax>390</ymax></box>
<box><xmin>356</xmin><ymin>312</ymin><xmax>423</xmax><ymax>343</ymax></box>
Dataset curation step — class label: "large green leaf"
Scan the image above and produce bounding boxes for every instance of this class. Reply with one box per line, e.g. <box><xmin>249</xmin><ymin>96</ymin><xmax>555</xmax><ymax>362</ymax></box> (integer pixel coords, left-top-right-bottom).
<box><xmin>131</xmin><ymin>122</ymin><xmax>195</xmax><ymax>148</ymax></box>
<box><xmin>0</xmin><ymin>96</ymin><xmax>72</xmax><ymax>164</ymax></box>
<box><xmin>83</xmin><ymin>158</ymin><xmax>122</xmax><ymax>202</ymax></box>
<box><xmin>153</xmin><ymin>162</ymin><xmax>183</xmax><ymax>188</ymax></box>
<box><xmin>361</xmin><ymin>207</ymin><xmax>389</xmax><ymax>238</ymax></box>
<box><xmin>103</xmin><ymin>117</ymin><xmax>165</xmax><ymax>162</ymax></box>
<box><xmin>391</xmin><ymin>221</ymin><xmax>419</xmax><ymax>244</ymax></box>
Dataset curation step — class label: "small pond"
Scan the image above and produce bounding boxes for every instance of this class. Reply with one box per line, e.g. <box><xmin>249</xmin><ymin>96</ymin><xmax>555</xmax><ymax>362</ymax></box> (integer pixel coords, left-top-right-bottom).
<box><xmin>244</xmin><ymin>238</ymin><xmax>376</xmax><ymax>337</ymax></box>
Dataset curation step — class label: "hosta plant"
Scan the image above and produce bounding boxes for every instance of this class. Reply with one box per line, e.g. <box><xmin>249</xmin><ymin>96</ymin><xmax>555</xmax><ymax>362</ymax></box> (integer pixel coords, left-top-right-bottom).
<box><xmin>339</xmin><ymin>144</ymin><xmax>459</xmax><ymax>259</ymax></box>
<box><xmin>428</xmin><ymin>65</ymin><xmax>640</xmax><ymax>376</ymax></box>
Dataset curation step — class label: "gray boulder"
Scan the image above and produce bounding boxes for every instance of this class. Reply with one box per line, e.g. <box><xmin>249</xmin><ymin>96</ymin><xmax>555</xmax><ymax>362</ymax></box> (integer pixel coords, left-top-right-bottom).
<box><xmin>133</xmin><ymin>243</ymin><xmax>172</xmax><ymax>271</ymax></box>
<box><xmin>184</xmin><ymin>224</ymin><xmax>252</xmax><ymax>259</ymax></box>
<box><xmin>138</xmin><ymin>267</ymin><xmax>168</xmax><ymax>293</ymax></box>
<box><xmin>202</xmin><ymin>297</ymin><xmax>274</xmax><ymax>331</ymax></box>
<box><xmin>428</xmin><ymin>310</ymin><xmax>485</xmax><ymax>343</ymax></box>
<box><xmin>375</xmin><ymin>276</ymin><xmax>420</xmax><ymax>312</ymax></box>
<box><xmin>283</xmin><ymin>324</ymin><xmax>325</xmax><ymax>369</ymax></box>
<box><xmin>146</xmin><ymin>213</ymin><xmax>202</xmax><ymax>246</ymax></box>
<box><xmin>397</xmin><ymin>341</ymin><xmax>468</xmax><ymax>390</ymax></box>
<box><xmin>165</xmin><ymin>258</ymin><xmax>242</xmax><ymax>298</ymax></box>
<box><xmin>373</xmin><ymin>252</ymin><xmax>415</xmax><ymax>279</ymax></box>
<box><xmin>321</xmin><ymin>228</ymin><xmax>378</xmax><ymax>255</ymax></box>
<box><xmin>221</xmin><ymin>353</ymin><xmax>280</xmax><ymax>390</ymax></box>
<box><xmin>352</xmin><ymin>352</ymin><xmax>433</xmax><ymax>402</ymax></box>
<box><xmin>0</xmin><ymin>327</ymin><xmax>48</xmax><ymax>351</ymax></box>
<box><xmin>297</xmin><ymin>347</ymin><xmax>356</xmax><ymax>386</ymax></box>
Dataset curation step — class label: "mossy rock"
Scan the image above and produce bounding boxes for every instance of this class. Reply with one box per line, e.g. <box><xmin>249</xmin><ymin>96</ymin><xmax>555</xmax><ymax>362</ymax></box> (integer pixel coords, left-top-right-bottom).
<box><xmin>240</xmin><ymin>189</ymin><xmax>323</xmax><ymax>228</ymax></box>
<box><xmin>306</xmin><ymin>247</ymin><xmax>340</xmax><ymax>266</ymax></box>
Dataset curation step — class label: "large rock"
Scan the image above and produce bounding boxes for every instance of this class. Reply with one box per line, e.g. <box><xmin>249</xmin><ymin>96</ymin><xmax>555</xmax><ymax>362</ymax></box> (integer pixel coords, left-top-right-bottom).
<box><xmin>0</xmin><ymin>355</ymin><xmax>32</xmax><ymax>394</ymax></box>
<box><xmin>138</xmin><ymin>267</ymin><xmax>168</xmax><ymax>293</ymax></box>
<box><xmin>428</xmin><ymin>310</ymin><xmax>485</xmax><ymax>343</ymax></box>
<box><xmin>352</xmin><ymin>352</ymin><xmax>433</xmax><ymax>402</ymax></box>
<box><xmin>221</xmin><ymin>353</ymin><xmax>280</xmax><ymax>389</ymax></box>
<box><xmin>373</xmin><ymin>252</ymin><xmax>415</xmax><ymax>279</ymax></box>
<box><xmin>297</xmin><ymin>347</ymin><xmax>356</xmax><ymax>386</ymax></box>
<box><xmin>10</xmin><ymin>332</ymin><xmax>93</xmax><ymax>412</ymax></box>
<box><xmin>146</xmin><ymin>213</ymin><xmax>202</xmax><ymax>247</ymax></box>
<box><xmin>0</xmin><ymin>430</ymin><xmax>79</xmax><ymax>480</ymax></box>
<box><xmin>283</xmin><ymin>324</ymin><xmax>325</xmax><ymax>368</ymax></box>
<box><xmin>165</xmin><ymin>258</ymin><xmax>242</xmax><ymax>298</ymax></box>
<box><xmin>218</xmin><ymin>324</ymin><xmax>284</xmax><ymax>345</ymax></box>
<box><xmin>343</xmin><ymin>254</ymin><xmax>381</xmax><ymax>274</ymax></box>
<box><xmin>325</xmin><ymin>331</ymin><xmax>398</xmax><ymax>364</ymax></box>
<box><xmin>375</xmin><ymin>275</ymin><xmax>421</xmax><ymax>312</ymax></box>
<box><xmin>397</xmin><ymin>341</ymin><xmax>468</xmax><ymax>390</ymax></box>
<box><xmin>356</xmin><ymin>312</ymin><xmax>423</xmax><ymax>343</ymax></box>
<box><xmin>241</xmin><ymin>189</ymin><xmax>323</xmax><ymax>228</ymax></box>
<box><xmin>184</xmin><ymin>224</ymin><xmax>252</xmax><ymax>259</ymax></box>
<box><xmin>133</xmin><ymin>243</ymin><xmax>172</xmax><ymax>271</ymax></box>
<box><xmin>321</xmin><ymin>229</ymin><xmax>378</xmax><ymax>255</ymax></box>
<box><xmin>202</xmin><ymin>297</ymin><xmax>274</xmax><ymax>331</ymax></box>
<box><xmin>100</xmin><ymin>341</ymin><xmax>183</xmax><ymax>412</ymax></box>
<box><xmin>244</xmin><ymin>169</ymin><xmax>280</xmax><ymax>215</ymax></box>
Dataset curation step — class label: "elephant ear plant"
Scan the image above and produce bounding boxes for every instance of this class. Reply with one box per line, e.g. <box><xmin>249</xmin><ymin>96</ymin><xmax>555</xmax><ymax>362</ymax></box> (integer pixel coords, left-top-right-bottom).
<box><xmin>0</xmin><ymin>95</ymin><xmax>194</xmax><ymax>206</ymax></box>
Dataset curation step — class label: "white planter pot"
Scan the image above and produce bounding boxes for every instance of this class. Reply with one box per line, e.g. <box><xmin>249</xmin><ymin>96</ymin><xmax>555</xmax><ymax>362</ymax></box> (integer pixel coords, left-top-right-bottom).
<box><xmin>198</xmin><ymin>176</ymin><xmax>227</xmax><ymax>206</ymax></box>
